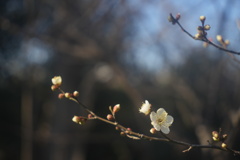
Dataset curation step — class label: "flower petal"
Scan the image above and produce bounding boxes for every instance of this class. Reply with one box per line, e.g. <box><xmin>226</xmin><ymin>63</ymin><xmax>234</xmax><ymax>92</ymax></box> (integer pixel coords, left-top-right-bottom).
<box><xmin>150</xmin><ymin>112</ymin><xmax>157</xmax><ymax>121</ymax></box>
<box><xmin>156</xmin><ymin>108</ymin><xmax>166</xmax><ymax>115</ymax></box>
<box><xmin>152</xmin><ymin>123</ymin><xmax>161</xmax><ymax>131</ymax></box>
<box><xmin>161</xmin><ymin>125</ymin><xmax>170</xmax><ymax>134</ymax></box>
<box><xmin>165</xmin><ymin>115</ymin><xmax>174</xmax><ymax>125</ymax></box>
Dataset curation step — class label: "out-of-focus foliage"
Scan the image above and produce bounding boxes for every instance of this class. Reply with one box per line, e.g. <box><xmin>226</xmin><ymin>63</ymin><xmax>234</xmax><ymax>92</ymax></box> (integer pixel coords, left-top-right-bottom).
<box><xmin>1</xmin><ymin>0</ymin><xmax>240</xmax><ymax>160</ymax></box>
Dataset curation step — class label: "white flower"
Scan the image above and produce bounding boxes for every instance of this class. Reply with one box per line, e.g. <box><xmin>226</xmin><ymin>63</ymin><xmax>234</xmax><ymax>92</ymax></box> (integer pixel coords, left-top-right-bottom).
<box><xmin>150</xmin><ymin>108</ymin><xmax>174</xmax><ymax>134</ymax></box>
<box><xmin>139</xmin><ymin>100</ymin><xmax>151</xmax><ymax>115</ymax></box>
<box><xmin>52</xmin><ymin>76</ymin><xmax>62</xmax><ymax>85</ymax></box>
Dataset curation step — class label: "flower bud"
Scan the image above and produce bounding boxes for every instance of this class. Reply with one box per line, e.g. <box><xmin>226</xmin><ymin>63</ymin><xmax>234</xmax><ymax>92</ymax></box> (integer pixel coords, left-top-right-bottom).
<box><xmin>212</xmin><ymin>131</ymin><xmax>219</xmax><ymax>138</ymax></box>
<box><xmin>212</xmin><ymin>131</ymin><xmax>219</xmax><ymax>141</ymax></box>
<box><xmin>200</xmin><ymin>16</ymin><xmax>206</xmax><ymax>22</ymax></box>
<box><xmin>65</xmin><ymin>92</ymin><xmax>72</xmax><ymax>98</ymax></box>
<box><xmin>107</xmin><ymin>114</ymin><xmax>114</xmax><ymax>121</ymax></box>
<box><xmin>120</xmin><ymin>132</ymin><xmax>125</xmax><ymax>136</ymax></box>
<box><xmin>204</xmin><ymin>24</ymin><xmax>211</xmax><ymax>30</ymax></box>
<box><xmin>73</xmin><ymin>91</ymin><xmax>79</xmax><ymax>97</ymax></box>
<box><xmin>52</xmin><ymin>76</ymin><xmax>62</xmax><ymax>86</ymax></box>
<box><xmin>175</xmin><ymin>13</ymin><xmax>181</xmax><ymax>20</ymax></box>
<box><xmin>72</xmin><ymin>116</ymin><xmax>81</xmax><ymax>123</ymax></box>
<box><xmin>195</xmin><ymin>33</ymin><xmax>203</xmax><ymax>40</ymax></box>
<box><xmin>150</xmin><ymin>128</ymin><xmax>157</xmax><ymax>134</ymax></box>
<box><xmin>88</xmin><ymin>114</ymin><xmax>94</xmax><ymax>119</ymax></box>
<box><xmin>72</xmin><ymin>116</ymin><xmax>87</xmax><ymax>125</ymax></box>
<box><xmin>224</xmin><ymin>40</ymin><xmax>230</xmax><ymax>45</ymax></box>
<box><xmin>51</xmin><ymin>85</ymin><xmax>59</xmax><ymax>91</ymax></box>
<box><xmin>113</xmin><ymin>104</ymin><xmax>120</xmax><ymax>113</ymax></box>
<box><xmin>58</xmin><ymin>93</ymin><xmax>65</xmax><ymax>99</ymax></box>
<box><xmin>212</xmin><ymin>137</ymin><xmax>218</xmax><ymax>141</ymax></box>
<box><xmin>125</xmin><ymin>128</ymin><xmax>132</xmax><ymax>134</ymax></box>
<box><xmin>216</xmin><ymin>35</ymin><xmax>223</xmax><ymax>42</ymax></box>
<box><xmin>221</xmin><ymin>143</ymin><xmax>227</xmax><ymax>149</ymax></box>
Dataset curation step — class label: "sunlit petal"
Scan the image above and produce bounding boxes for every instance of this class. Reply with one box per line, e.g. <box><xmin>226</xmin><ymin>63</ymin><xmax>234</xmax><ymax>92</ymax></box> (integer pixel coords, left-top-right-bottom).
<box><xmin>161</xmin><ymin>126</ymin><xmax>170</xmax><ymax>134</ymax></box>
<box><xmin>156</xmin><ymin>108</ymin><xmax>165</xmax><ymax>115</ymax></box>
<box><xmin>150</xmin><ymin>112</ymin><xmax>157</xmax><ymax>121</ymax></box>
<box><xmin>165</xmin><ymin>115</ymin><xmax>174</xmax><ymax>124</ymax></box>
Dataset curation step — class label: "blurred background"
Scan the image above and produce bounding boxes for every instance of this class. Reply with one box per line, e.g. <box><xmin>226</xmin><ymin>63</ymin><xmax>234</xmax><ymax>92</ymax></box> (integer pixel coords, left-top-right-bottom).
<box><xmin>1</xmin><ymin>0</ymin><xmax>240</xmax><ymax>160</ymax></box>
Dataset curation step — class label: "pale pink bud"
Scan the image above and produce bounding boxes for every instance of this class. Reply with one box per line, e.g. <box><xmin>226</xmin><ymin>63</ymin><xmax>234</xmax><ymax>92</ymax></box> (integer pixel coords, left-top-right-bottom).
<box><xmin>51</xmin><ymin>85</ymin><xmax>59</xmax><ymax>91</ymax></box>
<box><xmin>150</xmin><ymin>128</ymin><xmax>157</xmax><ymax>134</ymax></box>
<box><xmin>58</xmin><ymin>93</ymin><xmax>65</xmax><ymax>99</ymax></box>
<box><xmin>107</xmin><ymin>114</ymin><xmax>114</xmax><ymax>121</ymax></box>
<box><xmin>113</xmin><ymin>104</ymin><xmax>120</xmax><ymax>113</ymax></box>
<box><xmin>175</xmin><ymin>13</ymin><xmax>181</xmax><ymax>20</ymax></box>
<box><xmin>73</xmin><ymin>91</ymin><xmax>79</xmax><ymax>97</ymax></box>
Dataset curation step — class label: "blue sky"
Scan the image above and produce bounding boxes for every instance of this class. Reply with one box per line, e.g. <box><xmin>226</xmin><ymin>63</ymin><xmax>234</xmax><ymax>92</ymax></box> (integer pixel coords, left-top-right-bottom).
<box><xmin>2</xmin><ymin>0</ymin><xmax>240</xmax><ymax>78</ymax></box>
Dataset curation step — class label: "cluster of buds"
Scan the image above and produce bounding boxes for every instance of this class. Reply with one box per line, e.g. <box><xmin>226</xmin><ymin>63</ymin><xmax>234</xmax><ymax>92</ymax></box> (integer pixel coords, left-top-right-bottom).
<box><xmin>212</xmin><ymin>130</ymin><xmax>228</xmax><ymax>142</ymax></box>
<box><xmin>58</xmin><ymin>90</ymin><xmax>79</xmax><ymax>99</ymax></box>
<box><xmin>194</xmin><ymin>16</ymin><xmax>211</xmax><ymax>40</ymax></box>
<box><xmin>216</xmin><ymin>35</ymin><xmax>230</xmax><ymax>47</ymax></box>
<box><xmin>51</xmin><ymin>76</ymin><xmax>79</xmax><ymax>100</ymax></box>
<box><xmin>212</xmin><ymin>130</ymin><xmax>228</xmax><ymax>149</ymax></box>
<box><xmin>168</xmin><ymin>13</ymin><xmax>181</xmax><ymax>25</ymax></box>
<box><xmin>107</xmin><ymin>104</ymin><xmax>121</xmax><ymax>121</ymax></box>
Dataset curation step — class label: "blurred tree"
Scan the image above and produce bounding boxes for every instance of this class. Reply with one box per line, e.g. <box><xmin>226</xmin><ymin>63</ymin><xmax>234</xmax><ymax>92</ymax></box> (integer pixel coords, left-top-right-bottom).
<box><xmin>1</xmin><ymin>0</ymin><xmax>240</xmax><ymax>160</ymax></box>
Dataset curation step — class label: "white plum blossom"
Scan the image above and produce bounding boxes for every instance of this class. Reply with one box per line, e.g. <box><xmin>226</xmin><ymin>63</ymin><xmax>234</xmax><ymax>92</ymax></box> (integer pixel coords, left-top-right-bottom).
<box><xmin>150</xmin><ymin>108</ymin><xmax>174</xmax><ymax>134</ymax></box>
<box><xmin>52</xmin><ymin>76</ymin><xmax>62</xmax><ymax>86</ymax></box>
<box><xmin>139</xmin><ymin>100</ymin><xmax>151</xmax><ymax>115</ymax></box>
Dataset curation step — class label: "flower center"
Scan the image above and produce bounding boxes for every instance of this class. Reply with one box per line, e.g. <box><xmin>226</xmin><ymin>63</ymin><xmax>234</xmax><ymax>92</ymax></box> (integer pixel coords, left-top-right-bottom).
<box><xmin>157</xmin><ymin>117</ymin><xmax>165</xmax><ymax>124</ymax></box>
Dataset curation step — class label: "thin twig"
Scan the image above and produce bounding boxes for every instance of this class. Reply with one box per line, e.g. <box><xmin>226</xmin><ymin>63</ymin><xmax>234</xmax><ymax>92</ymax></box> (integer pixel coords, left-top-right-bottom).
<box><xmin>169</xmin><ymin>13</ymin><xmax>240</xmax><ymax>56</ymax></box>
<box><xmin>54</xmin><ymin>85</ymin><xmax>240</xmax><ymax>157</ymax></box>
<box><xmin>66</xmin><ymin>93</ymin><xmax>240</xmax><ymax>156</ymax></box>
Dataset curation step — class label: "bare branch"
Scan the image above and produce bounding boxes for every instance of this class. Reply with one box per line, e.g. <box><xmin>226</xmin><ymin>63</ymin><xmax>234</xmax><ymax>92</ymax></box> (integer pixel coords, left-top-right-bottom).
<box><xmin>54</xmin><ymin>85</ymin><xmax>240</xmax><ymax>157</ymax></box>
<box><xmin>169</xmin><ymin>13</ymin><xmax>240</xmax><ymax>56</ymax></box>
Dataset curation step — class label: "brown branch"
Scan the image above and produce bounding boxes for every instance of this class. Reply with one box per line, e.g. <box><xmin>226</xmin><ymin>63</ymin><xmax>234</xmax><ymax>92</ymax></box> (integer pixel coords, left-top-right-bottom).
<box><xmin>169</xmin><ymin>13</ymin><xmax>240</xmax><ymax>56</ymax></box>
<box><xmin>58</xmin><ymin>87</ymin><xmax>240</xmax><ymax>157</ymax></box>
